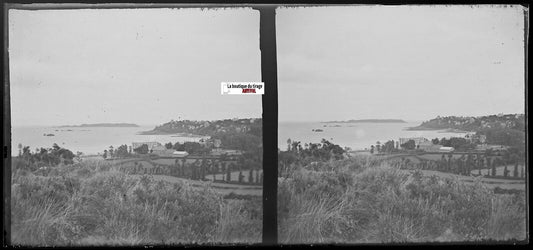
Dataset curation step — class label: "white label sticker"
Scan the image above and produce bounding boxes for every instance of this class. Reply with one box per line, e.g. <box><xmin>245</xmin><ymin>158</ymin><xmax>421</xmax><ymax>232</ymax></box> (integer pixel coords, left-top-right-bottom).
<box><xmin>221</xmin><ymin>82</ymin><xmax>264</xmax><ymax>95</ymax></box>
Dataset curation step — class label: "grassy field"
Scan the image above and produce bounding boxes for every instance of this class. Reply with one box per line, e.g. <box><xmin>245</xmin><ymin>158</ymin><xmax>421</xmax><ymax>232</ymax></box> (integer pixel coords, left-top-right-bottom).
<box><xmin>278</xmin><ymin>155</ymin><xmax>527</xmax><ymax>243</ymax></box>
<box><xmin>140</xmin><ymin>174</ymin><xmax>262</xmax><ymax>196</ymax></box>
<box><xmin>400</xmin><ymin>169</ymin><xmax>526</xmax><ymax>191</ymax></box>
<box><xmin>11</xmin><ymin>158</ymin><xmax>261</xmax><ymax>246</ymax></box>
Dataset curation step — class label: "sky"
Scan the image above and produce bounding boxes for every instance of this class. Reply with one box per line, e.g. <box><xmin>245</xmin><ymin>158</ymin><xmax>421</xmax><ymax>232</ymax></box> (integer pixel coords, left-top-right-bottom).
<box><xmin>9</xmin><ymin>8</ymin><xmax>262</xmax><ymax>126</ymax></box>
<box><xmin>277</xmin><ymin>5</ymin><xmax>526</xmax><ymax>122</ymax></box>
<box><xmin>9</xmin><ymin>6</ymin><xmax>527</xmax><ymax>126</ymax></box>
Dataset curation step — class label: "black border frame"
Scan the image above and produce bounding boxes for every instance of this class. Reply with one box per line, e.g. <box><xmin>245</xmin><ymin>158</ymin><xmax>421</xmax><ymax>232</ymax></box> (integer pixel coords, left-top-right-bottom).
<box><xmin>2</xmin><ymin>1</ymin><xmax>530</xmax><ymax>247</ymax></box>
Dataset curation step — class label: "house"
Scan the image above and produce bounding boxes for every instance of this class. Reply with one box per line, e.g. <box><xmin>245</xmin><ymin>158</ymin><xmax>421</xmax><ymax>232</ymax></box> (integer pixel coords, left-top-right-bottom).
<box><xmin>465</xmin><ymin>134</ymin><xmax>487</xmax><ymax>144</ymax></box>
<box><xmin>172</xmin><ymin>151</ymin><xmax>189</xmax><ymax>157</ymax></box>
<box><xmin>438</xmin><ymin>146</ymin><xmax>454</xmax><ymax>152</ymax></box>
<box><xmin>211</xmin><ymin>148</ymin><xmax>243</xmax><ymax>156</ymax></box>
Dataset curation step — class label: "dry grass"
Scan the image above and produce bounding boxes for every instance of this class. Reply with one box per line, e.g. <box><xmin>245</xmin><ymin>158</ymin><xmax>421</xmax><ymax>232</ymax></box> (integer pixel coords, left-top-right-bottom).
<box><xmin>278</xmin><ymin>158</ymin><xmax>527</xmax><ymax>243</ymax></box>
<box><xmin>11</xmin><ymin>159</ymin><xmax>261</xmax><ymax>246</ymax></box>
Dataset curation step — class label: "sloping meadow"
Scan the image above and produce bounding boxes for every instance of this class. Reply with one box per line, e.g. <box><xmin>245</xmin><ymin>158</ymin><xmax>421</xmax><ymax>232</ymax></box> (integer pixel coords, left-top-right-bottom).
<box><xmin>278</xmin><ymin>156</ymin><xmax>526</xmax><ymax>243</ymax></box>
<box><xmin>11</xmin><ymin>159</ymin><xmax>261</xmax><ymax>246</ymax></box>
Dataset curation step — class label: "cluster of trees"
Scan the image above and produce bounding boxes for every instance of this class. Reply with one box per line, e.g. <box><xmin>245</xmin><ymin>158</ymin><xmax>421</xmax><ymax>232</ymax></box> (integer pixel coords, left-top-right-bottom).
<box><xmin>279</xmin><ymin>139</ymin><xmax>346</xmax><ymax>174</ymax></box>
<box><xmin>370</xmin><ymin>136</ymin><xmax>481</xmax><ymax>154</ymax></box>
<box><xmin>104</xmin><ymin>144</ymin><xmax>131</xmax><ymax>159</ymax></box>
<box><xmin>370</xmin><ymin>140</ymin><xmax>400</xmax><ymax>154</ymax></box>
<box><xmin>133</xmin><ymin>144</ymin><xmax>149</xmax><ymax>154</ymax></box>
<box><xmin>211</xmin><ymin>131</ymin><xmax>262</xmax><ymax>154</ymax></box>
<box><xmin>400</xmin><ymin>140</ymin><xmax>416</xmax><ymax>150</ymax></box>
<box><xmin>432</xmin><ymin>137</ymin><xmax>476</xmax><ymax>151</ymax></box>
<box><xmin>170</xmin><ymin>141</ymin><xmax>211</xmax><ymax>155</ymax></box>
<box><xmin>393</xmin><ymin>152</ymin><xmax>525</xmax><ymax>179</ymax></box>
<box><xmin>284</xmin><ymin>139</ymin><xmax>345</xmax><ymax>161</ymax></box>
<box><xmin>120</xmin><ymin>158</ymin><xmax>263</xmax><ymax>185</ymax></box>
<box><xmin>16</xmin><ymin>143</ymin><xmax>77</xmax><ymax>170</ymax></box>
<box><xmin>122</xmin><ymin>141</ymin><xmax>211</xmax><ymax>156</ymax></box>
<box><xmin>477</xmin><ymin>128</ymin><xmax>525</xmax><ymax>148</ymax></box>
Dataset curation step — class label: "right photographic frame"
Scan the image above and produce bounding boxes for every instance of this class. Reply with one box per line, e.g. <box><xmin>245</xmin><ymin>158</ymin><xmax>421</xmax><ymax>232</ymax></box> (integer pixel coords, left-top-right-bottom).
<box><xmin>276</xmin><ymin>5</ymin><xmax>527</xmax><ymax>244</ymax></box>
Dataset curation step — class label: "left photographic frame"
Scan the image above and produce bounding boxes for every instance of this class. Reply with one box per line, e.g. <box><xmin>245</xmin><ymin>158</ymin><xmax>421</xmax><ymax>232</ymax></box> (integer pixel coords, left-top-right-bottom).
<box><xmin>4</xmin><ymin>4</ymin><xmax>267</xmax><ymax>246</ymax></box>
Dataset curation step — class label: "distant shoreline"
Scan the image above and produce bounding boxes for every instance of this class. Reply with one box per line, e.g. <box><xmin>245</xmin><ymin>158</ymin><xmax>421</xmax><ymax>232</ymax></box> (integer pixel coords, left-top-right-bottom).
<box><xmin>58</xmin><ymin>123</ymin><xmax>140</xmax><ymax>128</ymax></box>
<box><xmin>322</xmin><ymin>119</ymin><xmax>407</xmax><ymax>124</ymax></box>
<box><xmin>138</xmin><ymin>130</ymin><xmax>206</xmax><ymax>138</ymax></box>
<box><xmin>406</xmin><ymin>126</ymin><xmax>471</xmax><ymax>133</ymax></box>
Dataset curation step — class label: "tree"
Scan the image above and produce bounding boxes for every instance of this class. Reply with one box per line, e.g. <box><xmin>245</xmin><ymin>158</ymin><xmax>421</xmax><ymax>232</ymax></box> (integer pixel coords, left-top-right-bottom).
<box><xmin>465</xmin><ymin>154</ymin><xmax>473</xmax><ymax>175</ymax></box>
<box><xmin>447</xmin><ymin>153</ymin><xmax>453</xmax><ymax>172</ymax></box>
<box><xmin>370</xmin><ymin>145</ymin><xmax>375</xmax><ymax>154</ymax></box>
<box><xmin>17</xmin><ymin>143</ymin><xmax>22</xmax><ymax>157</ymax></box>
<box><xmin>116</xmin><ymin>144</ymin><xmax>129</xmax><ymax>158</ymax></box>
<box><xmin>134</xmin><ymin>144</ymin><xmax>149</xmax><ymax>154</ymax></box>
<box><xmin>165</xmin><ymin>142</ymin><xmax>173</xmax><ymax>149</ymax></box>
<box><xmin>226</xmin><ymin>164</ymin><xmax>232</xmax><ymax>182</ymax></box>
<box><xmin>75</xmin><ymin>151</ymin><xmax>83</xmax><ymax>163</ymax></box>
<box><xmin>491</xmin><ymin>158</ymin><xmax>497</xmax><ymax>176</ymax></box>
<box><xmin>401</xmin><ymin>140</ymin><xmax>416</xmax><ymax>150</ymax></box>
<box><xmin>503</xmin><ymin>166</ymin><xmax>509</xmax><ymax>177</ymax></box>
<box><xmin>103</xmin><ymin>150</ymin><xmax>108</xmax><ymax>159</ymax></box>
<box><xmin>238</xmin><ymin>171</ymin><xmax>244</xmax><ymax>183</ymax></box>
<box><xmin>512</xmin><ymin>154</ymin><xmax>519</xmax><ymax>178</ymax></box>
<box><xmin>249</xmin><ymin>168</ymin><xmax>254</xmax><ymax>183</ymax></box>
<box><xmin>293</xmin><ymin>141</ymin><xmax>302</xmax><ymax>153</ymax></box>
<box><xmin>431</xmin><ymin>138</ymin><xmax>439</xmax><ymax>145</ymax></box>
<box><xmin>382</xmin><ymin>140</ymin><xmax>396</xmax><ymax>154</ymax></box>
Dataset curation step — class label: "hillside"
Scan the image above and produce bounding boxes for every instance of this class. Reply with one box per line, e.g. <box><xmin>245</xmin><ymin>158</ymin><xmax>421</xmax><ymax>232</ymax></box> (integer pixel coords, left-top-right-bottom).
<box><xmin>408</xmin><ymin>114</ymin><xmax>525</xmax><ymax>148</ymax></box>
<box><xmin>409</xmin><ymin>114</ymin><xmax>525</xmax><ymax>132</ymax></box>
<box><xmin>140</xmin><ymin>118</ymin><xmax>262</xmax><ymax>137</ymax></box>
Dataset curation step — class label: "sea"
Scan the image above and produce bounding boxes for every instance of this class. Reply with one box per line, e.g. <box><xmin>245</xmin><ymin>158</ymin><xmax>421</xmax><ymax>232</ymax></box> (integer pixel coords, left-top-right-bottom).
<box><xmin>278</xmin><ymin>121</ymin><xmax>468</xmax><ymax>151</ymax></box>
<box><xmin>10</xmin><ymin>125</ymin><xmax>207</xmax><ymax>156</ymax></box>
<box><xmin>10</xmin><ymin>122</ymin><xmax>468</xmax><ymax>156</ymax></box>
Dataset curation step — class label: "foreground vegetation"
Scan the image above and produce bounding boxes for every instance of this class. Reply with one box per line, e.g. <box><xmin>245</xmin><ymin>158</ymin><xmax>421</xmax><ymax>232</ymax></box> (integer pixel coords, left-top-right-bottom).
<box><xmin>11</xmin><ymin>157</ymin><xmax>261</xmax><ymax>246</ymax></box>
<box><xmin>278</xmin><ymin>155</ymin><xmax>526</xmax><ymax>243</ymax></box>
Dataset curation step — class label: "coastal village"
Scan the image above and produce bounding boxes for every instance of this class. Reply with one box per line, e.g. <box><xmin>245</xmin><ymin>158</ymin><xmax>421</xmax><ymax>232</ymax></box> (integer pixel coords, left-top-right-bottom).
<box><xmin>100</xmin><ymin>118</ymin><xmax>264</xmax><ymax>189</ymax></box>
<box><xmin>386</xmin><ymin>133</ymin><xmax>506</xmax><ymax>154</ymax></box>
<box><xmin>357</xmin><ymin>114</ymin><xmax>526</xmax><ymax>181</ymax></box>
